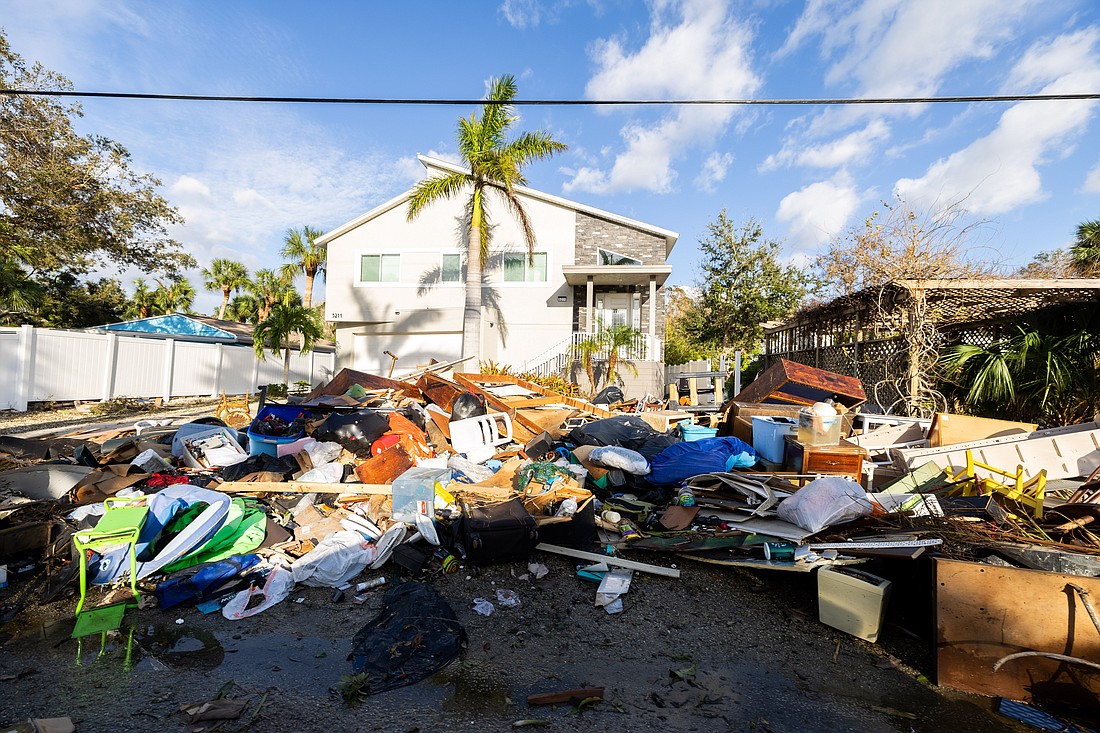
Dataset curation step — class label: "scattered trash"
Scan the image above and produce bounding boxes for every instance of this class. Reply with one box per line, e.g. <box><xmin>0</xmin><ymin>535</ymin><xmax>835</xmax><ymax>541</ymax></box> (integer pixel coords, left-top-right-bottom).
<box><xmin>472</xmin><ymin>598</ymin><xmax>495</xmax><ymax>616</ymax></box>
<box><xmin>495</xmin><ymin>588</ymin><xmax>520</xmax><ymax>607</ymax></box>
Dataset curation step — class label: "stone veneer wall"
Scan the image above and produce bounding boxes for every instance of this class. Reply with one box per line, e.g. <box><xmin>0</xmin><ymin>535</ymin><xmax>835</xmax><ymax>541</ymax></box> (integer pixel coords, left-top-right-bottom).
<box><xmin>573</xmin><ymin>212</ymin><xmax>667</xmax><ymax>337</ymax></box>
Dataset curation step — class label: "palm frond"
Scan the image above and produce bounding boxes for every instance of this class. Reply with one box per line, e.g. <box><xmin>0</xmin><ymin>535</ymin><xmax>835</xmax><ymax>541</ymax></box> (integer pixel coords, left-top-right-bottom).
<box><xmin>407</xmin><ymin>173</ymin><xmax>469</xmax><ymax>221</ymax></box>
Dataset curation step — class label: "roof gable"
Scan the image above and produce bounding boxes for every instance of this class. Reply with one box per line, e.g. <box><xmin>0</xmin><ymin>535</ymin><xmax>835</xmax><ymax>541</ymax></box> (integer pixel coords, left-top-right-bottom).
<box><xmin>317</xmin><ymin>154</ymin><xmax>679</xmax><ymax>255</ymax></box>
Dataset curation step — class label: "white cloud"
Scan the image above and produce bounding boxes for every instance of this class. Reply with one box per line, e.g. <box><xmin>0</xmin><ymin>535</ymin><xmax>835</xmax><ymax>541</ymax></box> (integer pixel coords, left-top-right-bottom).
<box><xmin>694</xmin><ymin>152</ymin><xmax>733</xmax><ymax>192</ymax></box>
<box><xmin>1085</xmin><ymin>161</ymin><xmax>1100</xmax><ymax>194</ymax></box>
<box><xmin>775</xmin><ymin>173</ymin><xmax>864</xmax><ymax>251</ymax></box>
<box><xmin>761</xmin><ymin>119</ymin><xmax>890</xmax><ymax>172</ymax></box>
<box><xmin>896</xmin><ymin>28</ymin><xmax>1100</xmax><ymax>215</ymax></box>
<box><xmin>564</xmin><ymin>0</ymin><xmax>761</xmax><ymax>195</ymax></box>
<box><xmin>169</xmin><ymin>175</ymin><xmax>211</xmax><ymax>200</ymax></box>
<box><xmin>499</xmin><ymin>0</ymin><xmax>543</xmax><ymax>28</ymax></box>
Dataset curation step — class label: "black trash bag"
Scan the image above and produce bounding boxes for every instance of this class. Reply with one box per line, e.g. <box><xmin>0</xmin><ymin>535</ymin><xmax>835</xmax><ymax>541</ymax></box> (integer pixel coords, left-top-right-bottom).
<box><xmin>219</xmin><ymin>454</ymin><xmax>299</xmax><ymax>482</ymax></box>
<box><xmin>450</xmin><ymin>392</ymin><xmax>487</xmax><ymax>422</ymax></box>
<box><xmin>314</xmin><ymin>409</ymin><xmax>389</xmax><ymax>454</ymax></box>
<box><xmin>637</xmin><ymin>433</ymin><xmax>681</xmax><ymax>460</ymax></box>
<box><xmin>592</xmin><ymin>385</ymin><xmax>625</xmax><ymax>405</ymax></box>
<box><xmin>347</xmin><ymin>582</ymin><xmax>467</xmax><ymax>696</ymax></box>
<box><xmin>568</xmin><ymin>416</ymin><xmax>660</xmax><ymax>451</ymax></box>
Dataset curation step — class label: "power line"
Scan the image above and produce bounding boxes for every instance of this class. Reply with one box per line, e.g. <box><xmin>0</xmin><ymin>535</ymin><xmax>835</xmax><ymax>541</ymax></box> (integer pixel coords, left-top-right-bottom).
<box><xmin>1</xmin><ymin>88</ymin><xmax>1099</xmax><ymax>106</ymax></box>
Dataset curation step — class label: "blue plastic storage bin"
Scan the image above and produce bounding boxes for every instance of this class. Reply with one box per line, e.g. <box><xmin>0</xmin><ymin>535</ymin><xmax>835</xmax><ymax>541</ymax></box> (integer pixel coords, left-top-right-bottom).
<box><xmin>247</xmin><ymin>405</ymin><xmax>311</xmax><ymax>457</ymax></box>
<box><xmin>681</xmin><ymin>424</ymin><xmax>718</xmax><ymax>442</ymax></box>
<box><xmin>751</xmin><ymin>416</ymin><xmax>799</xmax><ymax>464</ymax></box>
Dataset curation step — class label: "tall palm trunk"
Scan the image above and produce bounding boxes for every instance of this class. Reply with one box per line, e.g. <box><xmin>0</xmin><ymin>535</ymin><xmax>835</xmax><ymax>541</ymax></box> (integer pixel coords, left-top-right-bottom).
<box><xmin>461</xmin><ymin>189</ymin><xmax>485</xmax><ymax>358</ymax></box>
<box><xmin>303</xmin><ymin>271</ymin><xmax>314</xmax><ymax>310</ymax></box>
<box><xmin>283</xmin><ymin>342</ymin><xmax>292</xmax><ymax>386</ymax></box>
<box><xmin>219</xmin><ymin>288</ymin><xmax>231</xmax><ymax>320</ymax></box>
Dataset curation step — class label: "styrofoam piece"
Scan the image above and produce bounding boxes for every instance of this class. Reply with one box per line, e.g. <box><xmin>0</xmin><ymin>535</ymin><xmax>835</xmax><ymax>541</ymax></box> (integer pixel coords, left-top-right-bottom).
<box><xmin>369</xmin><ymin>524</ymin><xmax>407</xmax><ymax>569</ymax></box>
<box><xmin>449</xmin><ymin>412</ymin><xmax>512</xmax><ymax>457</ymax></box>
<box><xmin>414</xmin><ymin>512</ymin><xmax>440</xmax><ymax>546</ymax></box>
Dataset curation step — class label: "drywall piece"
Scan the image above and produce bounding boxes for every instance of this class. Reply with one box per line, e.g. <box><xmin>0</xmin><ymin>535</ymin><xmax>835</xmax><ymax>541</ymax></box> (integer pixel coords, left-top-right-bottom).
<box><xmin>935</xmin><ymin>557</ymin><xmax>1100</xmax><ymax>703</ymax></box>
<box><xmin>927</xmin><ymin>413</ymin><xmax>1036</xmax><ymax>447</ymax></box>
<box><xmin>535</xmin><ymin>543</ymin><xmax>680</xmax><ymax>578</ymax></box>
<box><xmin>894</xmin><ymin>420</ymin><xmax>1100</xmax><ymax>481</ymax></box>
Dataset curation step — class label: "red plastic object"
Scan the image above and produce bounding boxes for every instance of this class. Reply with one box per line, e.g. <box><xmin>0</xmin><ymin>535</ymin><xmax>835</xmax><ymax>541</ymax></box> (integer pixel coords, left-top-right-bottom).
<box><xmin>371</xmin><ymin>433</ymin><xmax>400</xmax><ymax>456</ymax></box>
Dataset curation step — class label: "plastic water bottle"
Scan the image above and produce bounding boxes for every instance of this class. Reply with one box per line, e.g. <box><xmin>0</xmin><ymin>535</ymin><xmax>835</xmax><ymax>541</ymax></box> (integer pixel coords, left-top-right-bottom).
<box><xmin>555</xmin><ymin>497</ymin><xmax>578</xmax><ymax>517</ymax></box>
<box><xmin>676</xmin><ymin>487</ymin><xmax>695</xmax><ymax>507</ymax></box>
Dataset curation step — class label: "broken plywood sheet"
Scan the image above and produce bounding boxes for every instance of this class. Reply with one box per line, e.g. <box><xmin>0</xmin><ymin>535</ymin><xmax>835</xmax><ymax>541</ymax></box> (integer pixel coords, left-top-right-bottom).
<box><xmin>894</xmin><ymin>420</ymin><xmax>1100</xmax><ymax>481</ymax></box>
<box><xmin>455</xmin><ymin>373</ymin><xmax>615</xmax><ymax>437</ymax></box>
<box><xmin>936</xmin><ymin>557</ymin><xmax>1100</xmax><ymax>705</ymax></box>
<box><xmin>732</xmin><ymin>359</ymin><xmax>866</xmax><ymax>409</ymax></box>
<box><xmin>927</xmin><ymin>413</ymin><xmax>1036</xmax><ymax>447</ymax></box>
<box><xmin>303</xmin><ymin>367</ymin><xmax>420</xmax><ymax>401</ymax></box>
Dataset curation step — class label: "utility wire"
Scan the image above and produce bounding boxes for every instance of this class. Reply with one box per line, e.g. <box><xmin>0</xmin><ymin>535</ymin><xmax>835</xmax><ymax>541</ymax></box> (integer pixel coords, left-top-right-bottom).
<box><xmin>1</xmin><ymin>88</ymin><xmax>1099</xmax><ymax>106</ymax></box>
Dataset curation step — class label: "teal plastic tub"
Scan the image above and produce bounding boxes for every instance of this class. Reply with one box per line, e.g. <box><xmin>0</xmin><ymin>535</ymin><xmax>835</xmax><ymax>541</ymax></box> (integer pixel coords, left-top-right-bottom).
<box><xmin>681</xmin><ymin>424</ymin><xmax>718</xmax><ymax>442</ymax></box>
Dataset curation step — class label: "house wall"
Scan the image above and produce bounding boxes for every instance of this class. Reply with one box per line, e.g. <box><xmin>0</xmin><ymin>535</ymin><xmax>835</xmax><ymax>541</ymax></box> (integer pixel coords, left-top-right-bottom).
<box><xmin>572</xmin><ymin>212</ymin><xmax>668</xmax><ymax>337</ymax></box>
<box><xmin>326</xmin><ymin>189</ymin><xmax>578</xmax><ymax>373</ymax></box>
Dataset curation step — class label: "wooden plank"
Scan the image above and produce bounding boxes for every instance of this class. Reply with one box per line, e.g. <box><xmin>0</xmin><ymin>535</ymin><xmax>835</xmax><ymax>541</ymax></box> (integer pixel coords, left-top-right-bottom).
<box><xmin>733</xmin><ymin>358</ymin><xmax>866</xmax><ymax>408</ymax></box>
<box><xmin>535</xmin><ymin>543</ymin><xmax>681</xmax><ymax>578</ymax></box>
<box><xmin>528</xmin><ymin>688</ymin><xmax>604</xmax><ymax>706</ymax></box>
<box><xmin>216</xmin><ymin>481</ymin><xmax>392</xmax><ymax>495</ymax></box>
<box><xmin>928</xmin><ymin>413</ymin><xmax>1036</xmax><ymax>447</ymax></box>
<box><xmin>935</xmin><ymin>557</ymin><xmax>1100</xmax><ymax>702</ymax></box>
<box><xmin>416</xmin><ymin>372</ymin><xmax>464</xmax><ymax>412</ymax></box>
<box><xmin>302</xmin><ymin>367</ymin><xmax>421</xmax><ymax>402</ymax></box>
<box><xmin>688</xmin><ymin>378</ymin><xmax>699</xmax><ymax>406</ymax></box>
<box><xmin>500</xmin><ymin>396</ymin><xmax>561</xmax><ymax>409</ymax></box>
<box><xmin>353</xmin><ymin>445</ymin><xmax>413</xmax><ymax>484</ymax></box>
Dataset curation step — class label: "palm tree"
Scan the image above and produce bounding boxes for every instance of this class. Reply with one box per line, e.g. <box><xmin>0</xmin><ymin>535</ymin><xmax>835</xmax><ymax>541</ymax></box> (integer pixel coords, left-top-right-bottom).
<box><xmin>127</xmin><ymin>278</ymin><xmax>157</xmax><ymax>319</ymax></box>
<box><xmin>1070</xmin><ymin>219</ymin><xmax>1100</xmax><ymax>276</ymax></box>
<box><xmin>603</xmin><ymin>324</ymin><xmax>641</xmax><ymax>388</ymax></box>
<box><xmin>572</xmin><ymin>335</ymin><xmax>602</xmax><ymax>394</ymax></box>
<box><xmin>224</xmin><ymin>294</ymin><xmax>261</xmax><ymax>324</ymax></box>
<box><xmin>279</xmin><ymin>226</ymin><xmax>326</xmax><ymax>310</ymax></box>
<box><xmin>406</xmin><ymin>74</ymin><xmax>567</xmax><ymax>358</ymax></box>
<box><xmin>249</xmin><ymin>268</ymin><xmax>296</xmax><ymax>322</ymax></box>
<box><xmin>253</xmin><ymin>302</ymin><xmax>324</xmax><ymax>387</ymax></box>
<box><xmin>153</xmin><ymin>277</ymin><xmax>196</xmax><ymax>314</ymax></box>
<box><xmin>202</xmin><ymin>258</ymin><xmax>250</xmax><ymax>319</ymax></box>
<box><xmin>0</xmin><ymin>257</ymin><xmax>42</xmax><ymax>323</ymax></box>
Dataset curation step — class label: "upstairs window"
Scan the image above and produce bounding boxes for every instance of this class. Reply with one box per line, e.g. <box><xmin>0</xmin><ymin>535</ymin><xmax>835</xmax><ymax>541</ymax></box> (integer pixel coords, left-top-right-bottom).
<box><xmin>360</xmin><ymin>254</ymin><xmax>400</xmax><ymax>283</ymax></box>
<box><xmin>598</xmin><ymin>248</ymin><xmax>642</xmax><ymax>266</ymax></box>
<box><xmin>503</xmin><ymin>252</ymin><xmax>548</xmax><ymax>282</ymax></box>
<box><xmin>441</xmin><ymin>254</ymin><xmax>462</xmax><ymax>283</ymax></box>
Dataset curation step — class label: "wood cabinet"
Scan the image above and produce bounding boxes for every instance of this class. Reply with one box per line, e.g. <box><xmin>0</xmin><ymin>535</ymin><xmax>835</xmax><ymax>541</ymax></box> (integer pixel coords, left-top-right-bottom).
<box><xmin>783</xmin><ymin>436</ymin><xmax>867</xmax><ymax>478</ymax></box>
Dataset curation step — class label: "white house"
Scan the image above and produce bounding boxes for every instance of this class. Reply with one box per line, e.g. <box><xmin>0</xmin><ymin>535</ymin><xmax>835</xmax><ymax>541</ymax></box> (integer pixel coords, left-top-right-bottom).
<box><xmin>319</xmin><ymin>155</ymin><xmax>678</xmax><ymax>390</ymax></box>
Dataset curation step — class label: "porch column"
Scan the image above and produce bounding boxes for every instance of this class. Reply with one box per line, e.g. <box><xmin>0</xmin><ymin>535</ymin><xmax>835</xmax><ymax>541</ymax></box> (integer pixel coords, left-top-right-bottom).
<box><xmin>648</xmin><ymin>275</ymin><xmax>656</xmax><ymax>337</ymax></box>
<box><xmin>585</xmin><ymin>276</ymin><xmax>594</xmax><ymax>332</ymax></box>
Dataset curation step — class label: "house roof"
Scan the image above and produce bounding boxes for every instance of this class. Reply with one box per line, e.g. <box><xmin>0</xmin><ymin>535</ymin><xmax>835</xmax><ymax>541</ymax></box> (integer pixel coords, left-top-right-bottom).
<box><xmin>97</xmin><ymin>313</ymin><xmax>336</xmax><ymax>352</ymax></box>
<box><xmin>316</xmin><ymin>154</ymin><xmax>680</xmax><ymax>255</ymax></box>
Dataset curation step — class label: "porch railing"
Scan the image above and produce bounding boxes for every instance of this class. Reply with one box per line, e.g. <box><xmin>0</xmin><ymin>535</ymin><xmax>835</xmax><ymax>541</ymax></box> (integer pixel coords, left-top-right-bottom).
<box><xmin>521</xmin><ymin>331</ymin><xmax>664</xmax><ymax>378</ymax></box>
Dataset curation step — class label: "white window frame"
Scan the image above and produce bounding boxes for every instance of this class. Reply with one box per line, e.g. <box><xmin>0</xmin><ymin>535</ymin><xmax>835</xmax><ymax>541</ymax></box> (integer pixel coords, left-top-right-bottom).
<box><xmin>355</xmin><ymin>252</ymin><xmax>402</xmax><ymax>287</ymax></box>
<box><xmin>440</xmin><ymin>253</ymin><xmax>464</xmax><ymax>285</ymax></box>
<box><xmin>500</xmin><ymin>251</ymin><xmax>549</xmax><ymax>285</ymax></box>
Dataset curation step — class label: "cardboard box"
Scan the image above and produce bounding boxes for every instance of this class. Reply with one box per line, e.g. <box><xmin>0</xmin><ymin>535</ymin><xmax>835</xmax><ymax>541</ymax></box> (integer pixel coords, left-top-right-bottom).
<box><xmin>927</xmin><ymin>413</ymin><xmax>1036</xmax><ymax>447</ymax></box>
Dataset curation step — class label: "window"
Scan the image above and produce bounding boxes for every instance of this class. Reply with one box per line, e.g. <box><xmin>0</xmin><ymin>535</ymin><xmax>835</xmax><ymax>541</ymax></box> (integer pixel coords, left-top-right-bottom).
<box><xmin>597</xmin><ymin>247</ymin><xmax>642</xmax><ymax>266</ymax></box>
<box><xmin>441</xmin><ymin>254</ymin><xmax>462</xmax><ymax>283</ymax></box>
<box><xmin>360</xmin><ymin>254</ymin><xmax>399</xmax><ymax>283</ymax></box>
<box><xmin>503</xmin><ymin>252</ymin><xmax>547</xmax><ymax>282</ymax></box>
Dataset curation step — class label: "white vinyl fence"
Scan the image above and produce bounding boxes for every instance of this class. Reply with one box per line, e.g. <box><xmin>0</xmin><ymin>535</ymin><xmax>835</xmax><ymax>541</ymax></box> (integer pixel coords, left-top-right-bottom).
<box><xmin>0</xmin><ymin>326</ymin><xmax>337</xmax><ymax>412</ymax></box>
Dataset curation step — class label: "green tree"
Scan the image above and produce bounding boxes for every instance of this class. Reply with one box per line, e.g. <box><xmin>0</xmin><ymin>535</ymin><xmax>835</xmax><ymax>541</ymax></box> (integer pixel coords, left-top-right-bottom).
<box><xmin>939</xmin><ymin>304</ymin><xmax>1100</xmax><ymax>425</ymax></box>
<box><xmin>224</xmin><ymin>294</ymin><xmax>261</xmax><ymax>324</ymax></box>
<box><xmin>572</xmin><ymin>335</ymin><xmax>601</xmax><ymax>394</ymax></box>
<box><xmin>153</xmin><ymin>277</ymin><xmax>196</xmax><ymax>314</ymax></box>
<box><xmin>1014</xmin><ymin>249</ymin><xmax>1074</xmax><ymax>278</ymax></box>
<box><xmin>253</xmin><ymin>303</ymin><xmax>324</xmax><ymax>387</ymax></box>
<box><xmin>406</xmin><ymin>74</ymin><xmax>567</xmax><ymax>358</ymax></box>
<box><xmin>249</xmin><ymin>268</ymin><xmax>296</xmax><ymax>322</ymax></box>
<box><xmin>0</xmin><ymin>256</ymin><xmax>44</xmax><ymax>324</ymax></box>
<box><xmin>279</xmin><ymin>226</ymin><xmax>326</xmax><ymax>310</ymax></box>
<box><xmin>663</xmin><ymin>286</ymin><xmax>712</xmax><ymax>365</ymax></box>
<box><xmin>203</xmin><ymin>258</ymin><xmax>250</xmax><ymax>320</ymax></box>
<box><xmin>1070</xmin><ymin>219</ymin><xmax>1100</xmax><ymax>276</ymax></box>
<box><xmin>689</xmin><ymin>211</ymin><xmax>814</xmax><ymax>356</ymax></box>
<box><xmin>0</xmin><ymin>32</ymin><xmax>193</xmax><ymax>281</ymax></box>
<box><xmin>36</xmin><ymin>275</ymin><xmax>129</xmax><ymax>327</ymax></box>
<box><xmin>125</xmin><ymin>278</ymin><xmax>157</xmax><ymax>319</ymax></box>
<box><xmin>602</xmin><ymin>323</ymin><xmax>641</xmax><ymax>388</ymax></box>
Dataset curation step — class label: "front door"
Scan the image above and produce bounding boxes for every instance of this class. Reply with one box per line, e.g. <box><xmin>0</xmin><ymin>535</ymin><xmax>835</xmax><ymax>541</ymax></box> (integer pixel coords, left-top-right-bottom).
<box><xmin>597</xmin><ymin>293</ymin><xmax>639</xmax><ymax>329</ymax></box>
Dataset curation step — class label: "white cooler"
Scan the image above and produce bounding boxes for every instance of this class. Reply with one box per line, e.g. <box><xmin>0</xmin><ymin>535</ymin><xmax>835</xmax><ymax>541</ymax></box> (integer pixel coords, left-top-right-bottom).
<box><xmin>817</xmin><ymin>566</ymin><xmax>891</xmax><ymax>642</ymax></box>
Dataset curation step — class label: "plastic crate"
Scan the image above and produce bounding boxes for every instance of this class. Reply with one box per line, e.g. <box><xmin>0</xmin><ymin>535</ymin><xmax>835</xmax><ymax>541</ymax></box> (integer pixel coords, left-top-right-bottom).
<box><xmin>247</xmin><ymin>405</ymin><xmax>311</xmax><ymax>457</ymax></box>
<box><xmin>680</xmin><ymin>424</ymin><xmax>718</xmax><ymax>442</ymax></box>
<box><xmin>751</xmin><ymin>416</ymin><xmax>799</xmax><ymax>464</ymax></box>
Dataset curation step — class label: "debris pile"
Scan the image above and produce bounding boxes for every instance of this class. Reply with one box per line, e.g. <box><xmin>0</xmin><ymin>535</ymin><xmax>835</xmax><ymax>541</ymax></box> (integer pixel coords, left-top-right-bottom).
<box><xmin>1</xmin><ymin>359</ymin><xmax>1098</xmax><ymax>729</ymax></box>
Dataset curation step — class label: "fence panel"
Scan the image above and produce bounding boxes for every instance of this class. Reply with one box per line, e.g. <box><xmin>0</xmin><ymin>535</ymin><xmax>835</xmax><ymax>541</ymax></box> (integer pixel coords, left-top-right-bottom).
<box><xmin>0</xmin><ymin>327</ymin><xmax>338</xmax><ymax>411</ymax></box>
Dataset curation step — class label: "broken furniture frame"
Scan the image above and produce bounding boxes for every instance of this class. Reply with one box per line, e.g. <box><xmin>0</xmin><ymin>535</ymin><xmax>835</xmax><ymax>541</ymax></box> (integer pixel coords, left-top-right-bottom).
<box><xmin>454</xmin><ymin>373</ymin><xmax>616</xmax><ymax>441</ymax></box>
<box><xmin>947</xmin><ymin>449</ymin><xmax>1047</xmax><ymax>519</ymax></box>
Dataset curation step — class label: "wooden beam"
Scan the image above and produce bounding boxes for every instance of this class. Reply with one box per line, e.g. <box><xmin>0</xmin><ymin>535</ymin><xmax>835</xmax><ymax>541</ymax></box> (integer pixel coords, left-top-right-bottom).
<box><xmin>535</xmin><ymin>543</ymin><xmax>681</xmax><ymax>578</ymax></box>
<box><xmin>527</xmin><ymin>688</ymin><xmax>605</xmax><ymax>706</ymax></box>
<box><xmin>216</xmin><ymin>481</ymin><xmax>392</xmax><ymax>495</ymax></box>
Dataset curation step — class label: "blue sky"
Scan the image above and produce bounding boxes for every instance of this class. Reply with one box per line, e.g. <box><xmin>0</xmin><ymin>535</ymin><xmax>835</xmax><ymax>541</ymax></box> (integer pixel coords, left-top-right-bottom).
<box><xmin>5</xmin><ymin>0</ymin><xmax>1100</xmax><ymax>314</ymax></box>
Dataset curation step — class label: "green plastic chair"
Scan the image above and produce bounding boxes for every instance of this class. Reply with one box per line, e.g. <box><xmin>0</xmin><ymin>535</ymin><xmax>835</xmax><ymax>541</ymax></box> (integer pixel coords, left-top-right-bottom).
<box><xmin>73</xmin><ymin>496</ymin><xmax>149</xmax><ymax>616</ymax></box>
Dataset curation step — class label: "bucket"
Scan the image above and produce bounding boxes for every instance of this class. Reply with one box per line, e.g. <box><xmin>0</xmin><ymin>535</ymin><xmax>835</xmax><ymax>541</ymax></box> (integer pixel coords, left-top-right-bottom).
<box><xmin>681</xmin><ymin>424</ymin><xmax>718</xmax><ymax>442</ymax></box>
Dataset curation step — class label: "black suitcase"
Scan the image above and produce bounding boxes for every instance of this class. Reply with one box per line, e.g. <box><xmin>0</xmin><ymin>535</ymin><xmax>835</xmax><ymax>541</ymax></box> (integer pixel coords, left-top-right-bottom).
<box><xmin>461</xmin><ymin>498</ymin><xmax>538</xmax><ymax>567</ymax></box>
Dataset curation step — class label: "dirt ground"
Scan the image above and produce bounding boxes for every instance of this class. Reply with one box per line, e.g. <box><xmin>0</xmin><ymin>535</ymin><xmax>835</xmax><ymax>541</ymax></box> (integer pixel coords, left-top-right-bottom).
<box><xmin>0</xmin><ymin>403</ymin><xmax>1031</xmax><ymax>733</ymax></box>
